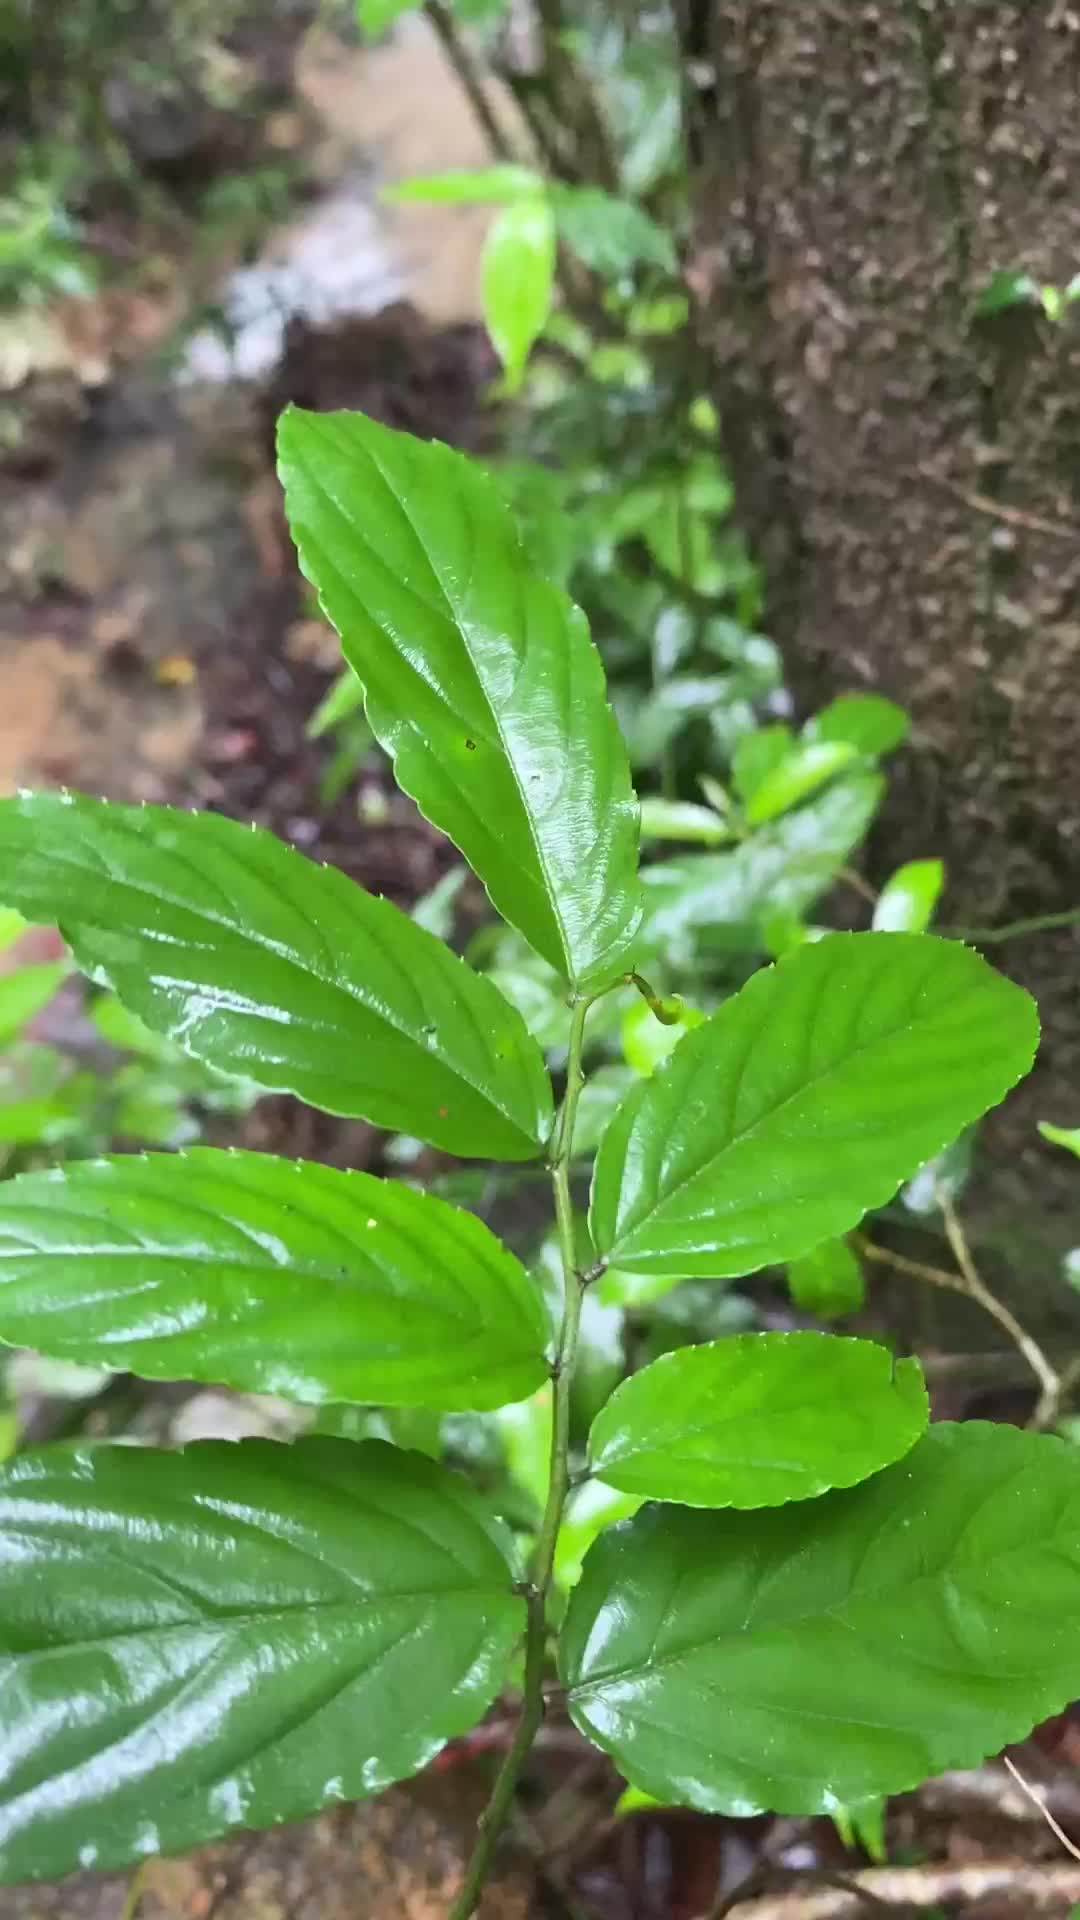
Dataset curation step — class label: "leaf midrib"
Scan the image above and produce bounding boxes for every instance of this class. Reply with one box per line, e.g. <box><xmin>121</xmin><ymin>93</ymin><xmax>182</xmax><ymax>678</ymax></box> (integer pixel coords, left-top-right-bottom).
<box><xmin>306</xmin><ymin>429</ymin><xmax>577</xmax><ymax>981</ymax></box>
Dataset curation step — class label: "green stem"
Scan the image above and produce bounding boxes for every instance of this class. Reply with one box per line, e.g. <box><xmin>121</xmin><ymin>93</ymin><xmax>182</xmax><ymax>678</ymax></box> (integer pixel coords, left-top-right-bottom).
<box><xmin>448</xmin><ymin>997</ymin><xmax>592</xmax><ymax>1920</ymax></box>
<box><xmin>946</xmin><ymin>906</ymin><xmax>1080</xmax><ymax>945</ymax></box>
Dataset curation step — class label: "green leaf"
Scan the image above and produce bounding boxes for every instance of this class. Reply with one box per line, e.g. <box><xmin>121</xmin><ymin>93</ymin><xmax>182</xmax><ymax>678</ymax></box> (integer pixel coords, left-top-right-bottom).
<box><xmin>494</xmin><ymin>1385</ymin><xmax>552</xmax><ymax>1513</ymax></box>
<box><xmin>638</xmin><ymin>798</ymin><xmax>729</xmax><ymax>846</ymax></box>
<box><xmin>744</xmin><ymin>741</ymin><xmax>859</xmax><ymax>826</ymax></box>
<box><xmin>554</xmin><ymin>1479</ymin><xmax>642</xmax><ymax>1592</ymax></box>
<box><xmin>383</xmin><ymin>165</ymin><xmax>542</xmax><ymax>205</ymax></box>
<box><xmin>587</xmin><ymin>1334</ymin><xmax>926</xmax><ymax>1508</ymax></box>
<box><xmin>0</xmin><ymin>1437</ymin><xmax>520</xmax><ymax>1881</ymax></box>
<box><xmin>0</xmin><ymin>912</ymin><xmax>27</xmax><ymax>955</ymax></box>
<box><xmin>638</xmin><ymin>773</ymin><xmax>884</xmax><ymax>961</ymax></box>
<box><xmin>573</xmin><ymin>1065</ymin><xmax>636</xmax><ymax>1158</ymax></box>
<box><xmin>306</xmin><ymin>664</ymin><xmax>365</xmax><ymax>738</ymax></box>
<box><xmin>0</xmin><ymin>792</ymin><xmax>553</xmax><ymax>1159</ymax></box>
<box><xmin>0</xmin><ymin>961</ymin><xmax>68</xmax><ymax>1045</ymax></box>
<box><xmin>0</xmin><ymin>1148</ymin><xmax>549</xmax><ymax>1411</ymax></box>
<box><xmin>787</xmin><ymin>1239</ymin><xmax>865</xmax><ymax>1319</ymax></box>
<box><xmin>804</xmin><ymin>694</ymin><xmax>910</xmax><ymax>756</ymax></box>
<box><xmin>590</xmin><ymin>934</ymin><xmax>1038</xmax><ymax>1277</ymax></box>
<box><xmin>561</xmin><ymin>1421</ymin><xmax>1080</xmax><ymax>1816</ymax></box>
<box><xmin>872</xmin><ymin>859</ymin><xmax>944</xmax><ymax>934</ymax></box>
<box><xmin>731</xmin><ymin>725</ymin><xmax>793</xmax><ymax>806</ymax></box>
<box><xmin>1039</xmin><ymin>1120</ymin><xmax>1080</xmax><ymax>1159</ymax></box>
<box><xmin>356</xmin><ymin>0</ymin><xmax>417</xmax><ymax>34</ymax></box>
<box><xmin>621</xmin><ymin>996</ymin><xmax>703</xmax><ymax>1078</ymax></box>
<box><xmin>482</xmin><ymin>198</ymin><xmax>556</xmax><ymax>386</ymax></box>
<box><xmin>974</xmin><ymin>267</ymin><xmax>1041</xmax><ymax>318</ymax></box>
<box><xmin>278</xmin><ymin>409</ymin><xmax>642</xmax><ymax>991</ymax></box>
<box><xmin>552</xmin><ymin>187</ymin><xmax>676</xmax><ymax>276</ymax></box>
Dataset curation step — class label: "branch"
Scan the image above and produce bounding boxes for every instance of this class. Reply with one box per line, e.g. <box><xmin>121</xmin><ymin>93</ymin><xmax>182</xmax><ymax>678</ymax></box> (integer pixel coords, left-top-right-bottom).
<box><xmin>425</xmin><ymin>1</ymin><xmax>520</xmax><ymax>162</ymax></box>
<box><xmin>448</xmin><ymin>995</ymin><xmax>595</xmax><ymax>1920</ymax></box>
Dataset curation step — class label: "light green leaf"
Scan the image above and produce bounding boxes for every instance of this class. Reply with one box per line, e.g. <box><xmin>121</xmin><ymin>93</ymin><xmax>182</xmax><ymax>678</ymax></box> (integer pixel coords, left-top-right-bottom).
<box><xmin>638</xmin><ymin>798</ymin><xmax>729</xmax><ymax>846</ymax></box>
<box><xmin>1040</xmin><ymin>1120</ymin><xmax>1080</xmax><ymax>1159</ymax></box>
<box><xmin>621</xmin><ymin>996</ymin><xmax>704</xmax><ymax>1078</ymax></box>
<box><xmin>587</xmin><ymin>1334</ymin><xmax>926</xmax><ymax>1507</ymax></box>
<box><xmin>482</xmin><ymin>198</ymin><xmax>556</xmax><ymax>385</ymax></box>
<box><xmin>804</xmin><ymin>694</ymin><xmax>910</xmax><ymax>756</ymax></box>
<box><xmin>573</xmin><ymin>1065</ymin><xmax>636</xmax><ymax>1157</ymax></box>
<box><xmin>554</xmin><ymin>1478</ymin><xmax>642</xmax><ymax>1592</ymax></box>
<box><xmin>307</xmin><ymin>664</ymin><xmax>365</xmax><ymax>738</ymax></box>
<box><xmin>561</xmin><ymin>1422</ymin><xmax>1080</xmax><ymax>1815</ymax></box>
<box><xmin>872</xmin><ymin>860</ymin><xmax>944</xmax><ymax>934</ymax></box>
<box><xmin>0</xmin><ymin>912</ymin><xmax>27</xmax><ymax>955</ymax></box>
<box><xmin>552</xmin><ymin>187</ymin><xmax>676</xmax><ymax>276</ymax></box>
<box><xmin>411</xmin><ymin>866</ymin><xmax>467</xmax><ymax>940</ymax></box>
<box><xmin>745</xmin><ymin>741</ymin><xmax>859</xmax><ymax>826</ymax></box>
<box><xmin>494</xmin><ymin>1385</ymin><xmax>552</xmax><ymax>1512</ymax></box>
<box><xmin>787</xmin><ymin>1239</ymin><xmax>865</xmax><ymax>1319</ymax></box>
<box><xmin>0</xmin><ymin>1149</ymin><xmax>548</xmax><ymax>1411</ymax></box>
<box><xmin>0</xmin><ymin>1437</ymin><xmax>520</xmax><ymax>1881</ymax></box>
<box><xmin>974</xmin><ymin>268</ymin><xmax>1041</xmax><ymax>318</ymax></box>
<box><xmin>0</xmin><ymin>792</ymin><xmax>553</xmax><ymax>1160</ymax></box>
<box><xmin>731</xmin><ymin>724</ymin><xmax>793</xmax><ymax>806</ymax></box>
<box><xmin>0</xmin><ymin>961</ymin><xmax>69</xmax><ymax>1045</ymax></box>
<box><xmin>356</xmin><ymin>0</ymin><xmax>416</xmax><ymax>34</ymax></box>
<box><xmin>384</xmin><ymin>165</ymin><xmax>542</xmax><ymax>205</ymax></box>
<box><xmin>278</xmin><ymin>409</ymin><xmax>642</xmax><ymax>991</ymax></box>
<box><xmin>590</xmin><ymin>934</ymin><xmax>1038</xmax><ymax>1277</ymax></box>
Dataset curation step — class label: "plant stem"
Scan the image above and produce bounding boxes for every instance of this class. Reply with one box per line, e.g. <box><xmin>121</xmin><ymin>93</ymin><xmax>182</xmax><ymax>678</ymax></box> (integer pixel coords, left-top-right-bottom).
<box><xmin>448</xmin><ymin>996</ymin><xmax>593</xmax><ymax>1920</ymax></box>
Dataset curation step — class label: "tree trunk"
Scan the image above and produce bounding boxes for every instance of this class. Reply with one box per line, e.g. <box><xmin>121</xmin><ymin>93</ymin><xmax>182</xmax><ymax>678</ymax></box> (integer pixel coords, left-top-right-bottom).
<box><xmin>680</xmin><ymin>0</ymin><xmax>1080</xmax><ymax>1256</ymax></box>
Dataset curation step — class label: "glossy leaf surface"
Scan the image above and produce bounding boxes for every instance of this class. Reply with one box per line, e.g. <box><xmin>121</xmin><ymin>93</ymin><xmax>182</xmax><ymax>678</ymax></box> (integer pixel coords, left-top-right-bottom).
<box><xmin>0</xmin><ymin>792</ymin><xmax>552</xmax><ymax>1159</ymax></box>
<box><xmin>481</xmin><ymin>199</ymin><xmax>556</xmax><ymax>384</ymax></box>
<box><xmin>587</xmin><ymin>1334</ymin><xmax>926</xmax><ymax>1507</ymax></box>
<box><xmin>278</xmin><ymin>409</ymin><xmax>642</xmax><ymax>991</ymax></box>
<box><xmin>872</xmin><ymin>859</ymin><xmax>944</xmax><ymax>934</ymax></box>
<box><xmin>0</xmin><ymin>1149</ymin><xmax>548</xmax><ymax>1410</ymax></box>
<box><xmin>0</xmin><ymin>1437</ymin><xmax>521</xmax><ymax>1881</ymax></box>
<box><xmin>562</xmin><ymin>1422</ymin><xmax>1080</xmax><ymax>1814</ymax></box>
<box><xmin>787</xmin><ymin>1238</ymin><xmax>865</xmax><ymax>1319</ymax></box>
<box><xmin>591</xmin><ymin>934</ymin><xmax>1038</xmax><ymax>1276</ymax></box>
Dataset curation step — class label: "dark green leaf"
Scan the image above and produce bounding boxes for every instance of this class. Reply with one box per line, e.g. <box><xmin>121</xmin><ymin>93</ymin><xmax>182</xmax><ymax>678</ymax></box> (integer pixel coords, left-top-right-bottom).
<box><xmin>0</xmin><ymin>792</ymin><xmax>552</xmax><ymax>1159</ymax></box>
<box><xmin>804</xmin><ymin>694</ymin><xmax>910</xmax><ymax>756</ymax></box>
<box><xmin>561</xmin><ymin>1422</ymin><xmax>1080</xmax><ymax>1814</ymax></box>
<box><xmin>872</xmin><ymin>859</ymin><xmax>944</xmax><ymax>934</ymax></box>
<box><xmin>587</xmin><ymin>1334</ymin><xmax>925</xmax><ymax>1507</ymax></box>
<box><xmin>0</xmin><ymin>1149</ymin><xmax>548</xmax><ymax>1410</ymax></box>
<box><xmin>787</xmin><ymin>1239</ymin><xmax>865</xmax><ymax>1319</ymax></box>
<box><xmin>482</xmin><ymin>199</ymin><xmax>556</xmax><ymax>384</ymax></box>
<box><xmin>0</xmin><ymin>1437</ymin><xmax>520</xmax><ymax>1881</ymax></box>
<box><xmin>278</xmin><ymin>409</ymin><xmax>642</xmax><ymax>992</ymax></box>
<box><xmin>590</xmin><ymin>934</ymin><xmax>1038</xmax><ymax>1276</ymax></box>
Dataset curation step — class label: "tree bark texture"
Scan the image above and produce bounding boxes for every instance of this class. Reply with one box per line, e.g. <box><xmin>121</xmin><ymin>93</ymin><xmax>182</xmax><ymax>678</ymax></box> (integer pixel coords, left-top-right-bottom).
<box><xmin>680</xmin><ymin>0</ymin><xmax>1080</xmax><ymax>1255</ymax></box>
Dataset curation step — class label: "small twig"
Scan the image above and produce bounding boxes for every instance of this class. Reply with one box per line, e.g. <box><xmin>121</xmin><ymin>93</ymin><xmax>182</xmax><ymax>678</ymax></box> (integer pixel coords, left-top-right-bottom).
<box><xmin>939</xmin><ymin>1192</ymin><xmax>1062</xmax><ymax>1428</ymax></box>
<box><xmin>839</xmin><ymin>865</ymin><xmax>878</xmax><ymax>907</ymax></box>
<box><xmin>946</xmin><ymin>906</ymin><xmax>1080</xmax><ymax>945</ymax></box>
<box><xmin>425</xmin><ymin>0</ymin><xmax>520</xmax><ymax>162</ymax></box>
<box><xmin>707</xmin><ymin>1865</ymin><xmax>893</xmax><ymax>1918</ymax></box>
<box><xmin>853</xmin><ymin>1233</ymin><xmax>968</xmax><ymax>1298</ymax></box>
<box><xmin>1002</xmin><ymin>1754</ymin><xmax>1080</xmax><ymax>1861</ymax></box>
<box><xmin>720</xmin><ymin>1858</ymin><xmax>1080</xmax><ymax>1916</ymax></box>
<box><xmin>118</xmin><ymin>1862</ymin><xmax>150</xmax><ymax>1920</ymax></box>
<box><xmin>913</xmin><ymin>462</ymin><xmax>1079</xmax><ymax>541</ymax></box>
